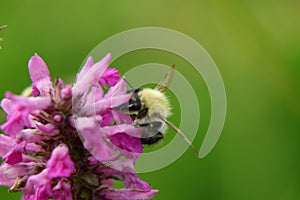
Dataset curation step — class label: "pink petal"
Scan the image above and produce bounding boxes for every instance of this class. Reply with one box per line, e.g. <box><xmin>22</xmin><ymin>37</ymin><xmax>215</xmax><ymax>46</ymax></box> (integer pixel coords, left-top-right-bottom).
<box><xmin>102</xmin><ymin>124</ymin><xmax>143</xmax><ymax>138</ymax></box>
<box><xmin>3</xmin><ymin>141</ymin><xmax>41</xmax><ymax>165</ymax></box>
<box><xmin>17</xmin><ymin>129</ymin><xmax>43</xmax><ymax>143</ymax></box>
<box><xmin>6</xmin><ymin>92</ymin><xmax>52</xmax><ymax>110</ymax></box>
<box><xmin>24</xmin><ymin>142</ymin><xmax>42</xmax><ymax>153</ymax></box>
<box><xmin>76</xmin><ymin>56</ymin><xmax>94</xmax><ymax>81</ymax></box>
<box><xmin>124</xmin><ymin>172</ymin><xmax>152</xmax><ymax>191</ymax></box>
<box><xmin>75</xmin><ymin>117</ymin><xmax>115</xmax><ymax>161</ymax></box>
<box><xmin>109</xmin><ymin>133</ymin><xmax>143</xmax><ymax>154</ymax></box>
<box><xmin>73</xmin><ymin>53</ymin><xmax>111</xmax><ymax>97</ymax></box>
<box><xmin>100</xmin><ymin>111</ymin><xmax>113</xmax><ymax>127</ymax></box>
<box><xmin>60</xmin><ymin>85</ymin><xmax>72</xmax><ymax>100</ymax></box>
<box><xmin>1</xmin><ymin>93</ymin><xmax>51</xmax><ymax>135</ymax></box>
<box><xmin>104</xmin><ymin>79</ymin><xmax>127</xmax><ymax>98</ymax></box>
<box><xmin>111</xmin><ymin>110</ymin><xmax>134</xmax><ymax>124</ymax></box>
<box><xmin>99</xmin><ymin>68</ymin><xmax>120</xmax><ymax>88</ymax></box>
<box><xmin>85</xmin><ymin>86</ymin><xmax>103</xmax><ymax>105</ymax></box>
<box><xmin>105</xmin><ymin>159</ymin><xmax>135</xmax><ymax>173</ymax></box>
<box><xmin>1</xmin><ymin>108</ymin><xmax>25</xmax><ymax>135</ymax></box>
<box><xmin>36</xmin><ymin>123</ymin><xmax>60</xmax><ymax>135</ymax></box>
<box><xmin>4</xmin><ymin>151</ymin><xmax>22</xmax><ymax>165</ymax></box>
<box><xmin>28</xmin><ymin>54</ymin><xmax>53</xmax><ymax>96</ymax></box>
<box><xmin>81</xmin><ymin>94</ymin><xmax>131</xmax><ymax>116</ymax></box>
<box><xmin>23</xmin><ymin>169</ymin><xmax>53</xmax><ymax>199</ymax></box>
<box><xmin>0</xmin><ymin>134</ymin><xmax>14</xmax><ymax>157</ymax></box>
<box><xmin>100</xmin><ymin>188</ymin><xmax>158</xmax><ymax>200</ymax></box>
<box><xmin>0</xmin><ymin>162</ymin><xmax>39</xmax><ymax>184</ymax></box>
<box><xmin>0</xmin><ymin>170</ymin><xmax>15</xmax><ymax>187</ymax></box>
<box><xmin>46</xmin><ymin>144</ymin><xmax>75</xmax><ymax>178</ymax></box>
<box><xmin>0</xmin><ymin>99</ymin><xmax>13</xmax><ymax>114</ymax></box>
<box><xmin>52</xmin><ymin>179</ymin><xmax>72</xmax><ymax>200</ymax></box>
<box><xmin>102</xmin><ymin>179</ymin><xmax>114</xmax><ymax>187</ymax></box>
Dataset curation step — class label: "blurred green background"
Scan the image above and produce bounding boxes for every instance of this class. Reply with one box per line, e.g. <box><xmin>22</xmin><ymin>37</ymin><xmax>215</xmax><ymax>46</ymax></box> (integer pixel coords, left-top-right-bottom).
<box><xmin>0</xmin><ymin>0</ymin><xmax>299</xmax><ymax>199</ymax></box>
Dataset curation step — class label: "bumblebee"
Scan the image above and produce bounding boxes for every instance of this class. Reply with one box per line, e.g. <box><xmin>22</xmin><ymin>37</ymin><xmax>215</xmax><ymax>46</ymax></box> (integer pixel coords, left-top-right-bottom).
<box><xmin>124</xmin><ymin>65</ymin><xmax>198</xmax><ymax>156</ymax></box>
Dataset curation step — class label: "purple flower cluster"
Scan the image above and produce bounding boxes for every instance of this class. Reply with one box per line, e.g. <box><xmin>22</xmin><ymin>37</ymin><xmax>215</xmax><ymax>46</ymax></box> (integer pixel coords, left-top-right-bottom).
<box><xmin>0</xmin><ymin>54</ymin><xmax>158</xmax><ymax>199</ymax></box>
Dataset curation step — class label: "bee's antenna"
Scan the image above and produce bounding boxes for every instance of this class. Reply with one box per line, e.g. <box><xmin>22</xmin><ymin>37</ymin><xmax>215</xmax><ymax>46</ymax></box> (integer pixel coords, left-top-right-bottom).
<box><xmin>122</xmin><ymin>77</ymin><xmax>135</xmax><ymax>89</ymax></box>
<box><xmin>159</xmin><ymin>115</ymin><xmax>199</xmax><ymax>158</ymax></box>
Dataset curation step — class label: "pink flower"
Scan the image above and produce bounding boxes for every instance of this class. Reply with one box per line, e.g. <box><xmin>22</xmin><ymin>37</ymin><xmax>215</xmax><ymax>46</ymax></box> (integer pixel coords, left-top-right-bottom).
<box><xmin>52</xmin><ymin>179</ymin><xmax>72</xmax><ymax>200</ymax></box>
<box><xmin>23</xmin><ymin>169</ymin><xmax>53</xmax><ymax>200</ymax></box>
<box><xmin>46</xmin><ymin>144</ymin><xmax>75</xmax><ymax>178</ymax></box>
<box><xmin>0</xmin><ymin>53</ymin><xmax>158</xmax><ymax>200</ymax></box>
<box><xmin>1</xmin><ymin>93</ymin><xmax>51</xmax><ymax>136</ymax></box>
<box><xmin>28</xmin><ymin>54</ymin><xmax>53</xmax><ymax>96</ymax></box>
<box><xmin>99</xmin><ymin>68</ymin><xmax>121</xmax><ymax>88</ymax></box>
<box><xmin>74</xmin><ymin>116</ymin><xmax>116</xmax><ymax>161</ymax></box>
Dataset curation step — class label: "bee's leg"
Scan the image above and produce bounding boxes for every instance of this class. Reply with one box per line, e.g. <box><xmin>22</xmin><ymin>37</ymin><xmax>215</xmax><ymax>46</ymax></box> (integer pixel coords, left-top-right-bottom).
<box><xmin>141</xmin><ymin>131</ymin><xmax>164</xmax><ymax>145</ymax></box>
<box><xmin>136</xmin><ymin>108</ymin><xmax>148</xmax><ymax>119</ymax></box>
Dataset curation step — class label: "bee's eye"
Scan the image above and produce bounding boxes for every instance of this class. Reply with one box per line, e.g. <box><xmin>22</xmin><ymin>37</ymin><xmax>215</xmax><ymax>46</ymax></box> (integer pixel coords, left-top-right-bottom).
<box><xmin>134</xmin><ymin>88</ymin><xmax>141</xmax><ymax>93</ymax></box>
<box><xmin>128</xmin><ymin>96</ymin><xmax>141</xmax><ymax>111</ymax></box>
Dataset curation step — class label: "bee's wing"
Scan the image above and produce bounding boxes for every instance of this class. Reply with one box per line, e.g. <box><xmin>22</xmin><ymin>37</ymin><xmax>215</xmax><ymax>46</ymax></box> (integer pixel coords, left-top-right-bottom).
<box><xmin>154</xmin><ymin>65</ymin><xmax>175</xmax><ymax>93</ymax></box>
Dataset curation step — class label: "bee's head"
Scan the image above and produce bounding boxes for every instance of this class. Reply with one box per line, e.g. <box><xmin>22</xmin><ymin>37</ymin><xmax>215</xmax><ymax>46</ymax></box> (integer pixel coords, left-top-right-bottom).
<box><xmin>128</xmin><ymin>88</ymin><xmax>142</xmax><ymax>111</ymax></box>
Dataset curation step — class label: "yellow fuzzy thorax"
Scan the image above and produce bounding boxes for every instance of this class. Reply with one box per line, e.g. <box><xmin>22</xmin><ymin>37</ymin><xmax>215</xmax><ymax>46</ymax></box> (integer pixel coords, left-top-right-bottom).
<box><xmin>138</xmin><ymin>88</ymin><xmax>171</xmax><ymax>118</ymax></box>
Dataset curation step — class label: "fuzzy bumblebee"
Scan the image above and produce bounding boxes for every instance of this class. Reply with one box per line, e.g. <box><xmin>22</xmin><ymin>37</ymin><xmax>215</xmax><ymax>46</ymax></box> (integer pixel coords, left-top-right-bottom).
<box><xmin>124</xmin><ymin>65</ymin><xmax>199</xmax><ymax>156</ymax></box>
